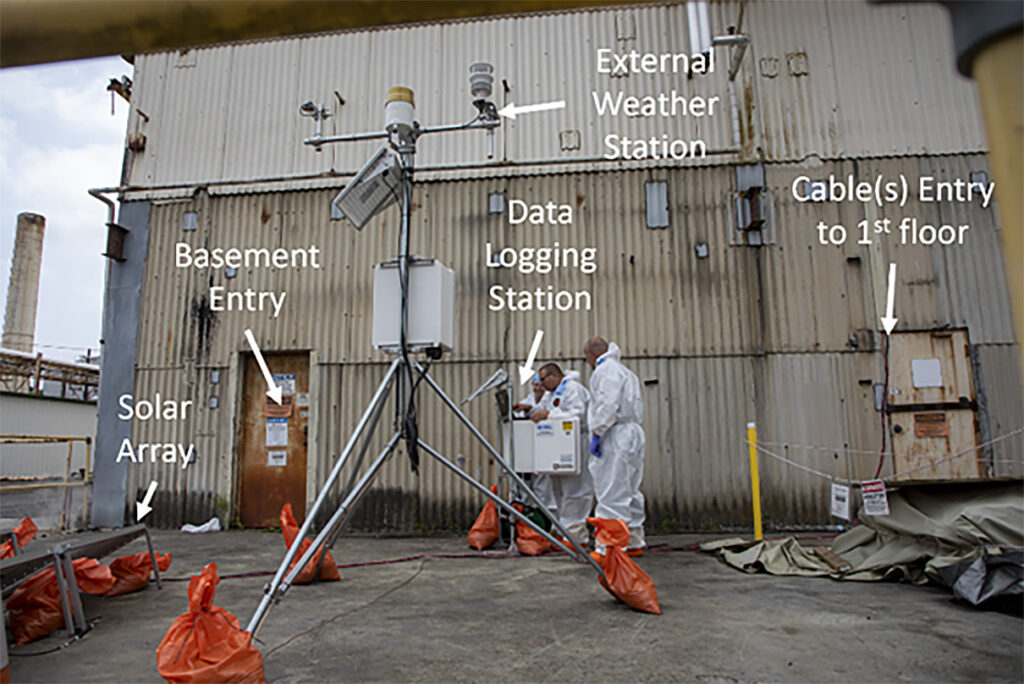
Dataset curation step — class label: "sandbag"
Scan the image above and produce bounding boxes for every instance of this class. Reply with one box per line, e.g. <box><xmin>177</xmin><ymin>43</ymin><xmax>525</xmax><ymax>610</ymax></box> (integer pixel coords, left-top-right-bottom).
<box><xmin>6</xmin><ymin>558</ymin><xmax>116</xmax><ymax>645</ymax></box>
<box><xmin>280</xmin><ymin>503</ymin><xmax>340</xmax><ymax>584</ymax></box>
<box><xmin>515</xmin><ymin>504</ymin><xmax>552</xmax><ymax>556</ymax></box>
<box><xmin>588</xmin><ymin>517</ymin><xmax>661</xmax><ymax>615</ymax></box>
<box><xmin>0</xmin><ymin>517</ymin><xmax>37</xmax><ymax>559</ymax></box>
<box><xmin>467</xmin><ymin>485</ymin><xmax>500</xmax><ymax>550</ymax></box>
<box><xmin>156</xmin><ymin>563</ymin><xmax>266</xmax><ymax>684</ymax></box>
<box><xmin>105</xmin><ymin>551</ymin><xmax>173</xmax><ymax>597</ymax></box>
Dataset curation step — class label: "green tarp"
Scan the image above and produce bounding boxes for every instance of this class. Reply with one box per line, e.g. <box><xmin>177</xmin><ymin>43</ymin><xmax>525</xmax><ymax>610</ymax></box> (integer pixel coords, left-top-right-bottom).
<box><xmin>701</xmin><ymin>481</ymin><xmax>1023</xmax><ymax>588</ymax></box>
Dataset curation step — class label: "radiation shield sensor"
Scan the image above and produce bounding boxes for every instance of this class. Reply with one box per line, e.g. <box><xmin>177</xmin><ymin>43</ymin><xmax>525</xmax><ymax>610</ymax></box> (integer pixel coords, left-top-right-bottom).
<box><xmin>330</xmin><ymin>145</ymin><xmax>404</xmax><ymax>226</ymax></box>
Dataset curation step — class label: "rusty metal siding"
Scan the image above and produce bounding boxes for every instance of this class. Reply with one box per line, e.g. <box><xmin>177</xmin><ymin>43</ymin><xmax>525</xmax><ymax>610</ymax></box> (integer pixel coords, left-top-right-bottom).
<box><xmin>122</xmin><ymin>1</ymin><xmax>984</xmax><ymax>199</ymax></box>
<box><xmin>863</xmin><ymin>155</ymin><xmax>1014</xmax><ymax>345</ymax></box>
<box><xmin>136</xmin><ymin>167</ymin><xmax>769</xmax><ymax>370</ymax></box>
<box><xmin>129</xmin><ymin>157</ymin><xmax>1018</xmax><ymax>529</ymax></box>
<box><xmin>822</xmin><ymin>1</ymin><xmax>985</xmax><ymax>158</ymax></box>
<box><xmin>976</xmin><ymin>345</ymin><xmax>1024</xmax><ymax>478</ymax></box>
<box><xmin>746</xmin><ymin>0</ymin><xmax>984</xmax><ymax>163</ymax></box>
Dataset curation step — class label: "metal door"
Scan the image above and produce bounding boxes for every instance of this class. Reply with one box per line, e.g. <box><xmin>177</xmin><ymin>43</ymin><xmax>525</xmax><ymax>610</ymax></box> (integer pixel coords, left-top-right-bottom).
<box><xmin>887</xmin><ymin>329</ymin><xmax>982</xmax><ymax>481</ymax></box>
<box><xmin>238</xmin><ymin>352</ymin><xmax>310</xmax><ymax>527</ymax></box>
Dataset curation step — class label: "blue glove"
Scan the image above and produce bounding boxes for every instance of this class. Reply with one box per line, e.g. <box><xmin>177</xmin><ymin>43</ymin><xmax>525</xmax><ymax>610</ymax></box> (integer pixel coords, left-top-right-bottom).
<box><xmin>589</xmin><ymin>434</ymin><xmax>602</xmax><ymax>457</ymax></box>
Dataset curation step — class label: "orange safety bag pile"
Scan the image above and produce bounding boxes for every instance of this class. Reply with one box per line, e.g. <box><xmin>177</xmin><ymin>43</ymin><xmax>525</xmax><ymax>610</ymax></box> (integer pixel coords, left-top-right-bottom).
<box><xmin>514</xmin><ymin>504</ymin><xmax>552</xmax><ymax>556</ymax></box>
<box><xmin>280</xmin><ymin>503</ymin><xmax>340</xmax><ymax>584</ymax></box>
<box><xmin>467</xmin><ymin>485</ymin><xmax>500</xmax><ymax>550</ymax></box>
<box><xmin>105</xmin><ymin>551</ymin><xmax>173</xmax><ymax>597</ymax></box>
<box><xmin>587</xmin><ymin>517</ymin><xmax>661</xmax><ymax>615</ymax></box>
<box><xmin>0</xmin><ymin>517</ymin><xmax>38</xmax><ymax>559</ymax></box>
<box><xmin>156</xmin><ymin>562</ymin><xmax>265</xmax><ymax>684</ymax></box>
<box><xmin>6</xmin><ymin>558</ymin><xmax>115</xmax><ymax>645</ymax></box>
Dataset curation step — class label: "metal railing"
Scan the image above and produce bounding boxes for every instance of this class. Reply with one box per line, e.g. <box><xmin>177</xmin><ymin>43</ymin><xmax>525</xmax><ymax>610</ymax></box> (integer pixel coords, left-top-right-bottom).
<box><xmin>0</xmin><ymin>435</ymin><xmax>93</xmax><ymax>531</ymax></box>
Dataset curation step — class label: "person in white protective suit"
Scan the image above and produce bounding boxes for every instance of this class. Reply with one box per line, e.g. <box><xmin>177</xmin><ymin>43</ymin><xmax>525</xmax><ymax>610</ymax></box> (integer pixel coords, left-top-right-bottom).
<box><xmin>526</xmin><ymin>362</ymin><xmax>595</xmax><ymax>547</ymax></box>
<box><xmin>584</xmin><ymin>337</ymin><xmax>646</xmax><ymax>557</ymax></box>
<box><xmin>512</xmin><ymin>374</ymin><xmax>547</xmax><ymax>418</ymax></box>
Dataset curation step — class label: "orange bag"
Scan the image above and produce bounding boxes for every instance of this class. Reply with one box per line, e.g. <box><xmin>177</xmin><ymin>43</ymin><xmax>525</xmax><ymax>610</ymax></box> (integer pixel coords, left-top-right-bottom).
<box><xmin>467</xmin><ymin>485</ymin><xmax>500</xmax><ymax>550</ymax></box>
<box><xmin>105</xmin><ymin>551</ymin><xmax>173</xmax><ymax>597</ymax></box>
<box><xmin>588</xmin><ymin>517</ymin><xmax>661</xmax><ymax>615</ymax></box>
<box><xmin>280</xmin><ymin>503</ymin><xmax>340</xmax><ymax>584</ymax></box>
<box><xmin>6</xmin><ymin>557</ymin><xmax>115</xmax><ymax>645</ymax></box>
<box><xmin>0</xmin><ymin>517</ymin><xmax>37</xmax><ymax>559</ymax></box>
<box><xmin>156</xmin><ymin>563</ymin><xmax>265</xmax><ymax>684</ymax></box>
<box><xmin>514</xmin><ymin>504</ymin><xmax>552</xmax><ymax>556</ymax></box>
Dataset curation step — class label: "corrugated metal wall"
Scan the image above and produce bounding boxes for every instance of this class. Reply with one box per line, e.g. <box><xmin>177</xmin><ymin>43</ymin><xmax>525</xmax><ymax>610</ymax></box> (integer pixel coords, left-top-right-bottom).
<box><xmin>130</xmin><ymin>153</ymin><xmax>1020</xmax><ymax>530</ymax></box>
<box><xmin>121</xmin><ymin>1</ymin><xmax>983</xmax><ymax>198</ymax></box>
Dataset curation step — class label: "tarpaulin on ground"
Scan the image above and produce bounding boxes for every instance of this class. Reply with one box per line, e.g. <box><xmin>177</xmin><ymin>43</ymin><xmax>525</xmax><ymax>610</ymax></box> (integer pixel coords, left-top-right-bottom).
<box><xmin>701</xmin><ymin>481</ymin><xmax>1023</xmax><ymax>604</ymax></box>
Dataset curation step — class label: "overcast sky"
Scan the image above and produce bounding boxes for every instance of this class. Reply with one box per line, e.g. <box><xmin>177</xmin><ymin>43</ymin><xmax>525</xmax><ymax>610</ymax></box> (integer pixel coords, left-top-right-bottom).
<box><xmin>0</xmin><ymin>56</ymin><xmax>129</xmax><ymax>363</ymax></box>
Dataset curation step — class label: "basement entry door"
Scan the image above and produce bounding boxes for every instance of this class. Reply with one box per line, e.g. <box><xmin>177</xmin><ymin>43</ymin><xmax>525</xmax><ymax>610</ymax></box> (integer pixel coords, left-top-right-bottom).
<box><xmin>239</xmin><ymin>352</ymin><xmax>310</xmax><ymax>527</ymax></box>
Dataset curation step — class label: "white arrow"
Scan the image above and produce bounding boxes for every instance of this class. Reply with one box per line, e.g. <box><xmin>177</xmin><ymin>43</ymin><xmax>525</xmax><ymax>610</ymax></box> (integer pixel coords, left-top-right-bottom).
<box><xmin>518</xmin><ymin>330</ymin><xmax>545</xmax><ymax>385</ymax></box>
<box><xmin>137</xmin><ymin>480</ymin><xmax>158</xmax><ymax>521</ymax></box>
<box><xmin>497</xmin><ymin>100</ymin><xmax>566</xmax><ymax>120</ymax></box>
<box><xmin>244</xmin><ymin>329</ymin><xmax>283</xmax><ymax>404</ymax></box>
<box><xmin>880</xmin><ymin>262</ymin><xmax>898</xmax><ymax>335</ymax></box>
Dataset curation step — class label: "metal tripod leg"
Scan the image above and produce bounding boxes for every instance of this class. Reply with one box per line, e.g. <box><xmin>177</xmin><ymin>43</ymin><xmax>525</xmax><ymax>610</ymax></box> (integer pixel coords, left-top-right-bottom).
<box><xmin>416</xmin><ymin>364</ymin><xmax>594</xmax><ymax>564</ymax></box>
<box><xmin>279</xmin><ymin>431</ymin><xmax>402</xmax><ymax>592</ymax></box>
<box><xmin>312</xmin><ymin>370</ymin><xmax>393</xmax><ymax>579</ymax></box>
<box><xmin>248</xmin><ymin>431</ymin><xmax>402</xmax><ymax>638</ymax></box>
<box><xmin>417</xmin><ymin>439</ymin><xmax>607</xmax><ymax>583</ymax></box>
<box><xmin>245</xmin><ymin>359</ymin><xmax>400</xmax><ymax>635</ymax></box>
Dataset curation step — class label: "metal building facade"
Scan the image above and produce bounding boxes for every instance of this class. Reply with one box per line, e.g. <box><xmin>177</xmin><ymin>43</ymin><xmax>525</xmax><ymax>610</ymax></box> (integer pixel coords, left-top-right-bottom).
<box><xmin>114</xmin><ymin>2</ymin><xmax>1021</xmax><ymax>531</ymax></box>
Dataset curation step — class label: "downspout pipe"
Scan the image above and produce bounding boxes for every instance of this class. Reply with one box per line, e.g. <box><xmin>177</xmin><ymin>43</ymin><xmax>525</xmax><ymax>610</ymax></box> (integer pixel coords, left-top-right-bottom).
<box><xmin>712</xmin><ymin>34</ymin><xmax>751</xmax><ymax>151</ymax></box>
<box><xmin>88</xmin><ymin>187</ymin><xmax>118</xmax><ymax>225</ymax></box>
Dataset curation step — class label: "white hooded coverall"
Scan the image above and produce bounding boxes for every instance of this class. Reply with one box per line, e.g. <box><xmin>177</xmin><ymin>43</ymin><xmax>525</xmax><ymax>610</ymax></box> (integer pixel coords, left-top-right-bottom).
<box><xmin>587</xmin><ymin>342</ymin><xmax>646</xmax><ymax>551</ymax></box>
<box><xmin>531</xmin><ymin>373</ymin><xmax>594</xmax><ymax>545</ymax></box>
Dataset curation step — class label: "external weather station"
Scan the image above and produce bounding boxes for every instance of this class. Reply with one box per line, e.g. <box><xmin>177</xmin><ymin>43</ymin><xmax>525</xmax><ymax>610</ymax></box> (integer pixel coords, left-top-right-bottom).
<box><xmin>246</xmin><ymin>63</ymin><xmax>604</xmax><ymax>638</ymax></box>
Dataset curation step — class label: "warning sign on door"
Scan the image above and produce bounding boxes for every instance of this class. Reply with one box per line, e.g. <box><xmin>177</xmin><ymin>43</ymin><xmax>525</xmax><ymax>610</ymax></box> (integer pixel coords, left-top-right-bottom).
<box><xmin>914</xmin><ymin>412</ymin><xmax>949</xmax><ymax>438</ymax></box>
<box><xmin>266</xmin><ymin>417</ymin><xmax>288</xmax><ymax>447</ymax></box>
<box><xmin>267</xmin><ymin>450</ymin><xmax>287</xmax><ymax>467</ymax></box>
<box><xmin>860</xmin><ymin>480</ymin><xmax>890</xmax><ymax>516</ymax></box>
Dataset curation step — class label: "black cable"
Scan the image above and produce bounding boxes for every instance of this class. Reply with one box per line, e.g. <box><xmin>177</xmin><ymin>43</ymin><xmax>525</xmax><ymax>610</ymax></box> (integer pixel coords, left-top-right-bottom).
<box><xmin>9</xmin><ymin>617</ymin><xmax>101</xmax><ymax>656</ymax></box>
<box><xmin>263</xmin><ymin>560</ymin><xmax>426</xmax><ymax>660</ymax></box>
<box><xmin>875</xmin><ymin>333</ymin><xmax>891</xmax><ymax>478</ymax></box>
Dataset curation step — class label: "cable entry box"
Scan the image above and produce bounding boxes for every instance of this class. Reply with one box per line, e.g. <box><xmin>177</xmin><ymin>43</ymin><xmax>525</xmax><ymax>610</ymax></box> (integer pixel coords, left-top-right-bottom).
<box><xmin>372</xmin><ymin>258</ymin><xmax>455</xmax><ymax>353</ymax></box>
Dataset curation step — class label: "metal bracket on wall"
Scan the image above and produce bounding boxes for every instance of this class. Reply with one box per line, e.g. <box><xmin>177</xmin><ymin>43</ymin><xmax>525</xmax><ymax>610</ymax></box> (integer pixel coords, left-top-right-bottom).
<box><xmin>733</xmin><ymin>163</ymin><xmax>771</xmax><ymax>246</ymax></box>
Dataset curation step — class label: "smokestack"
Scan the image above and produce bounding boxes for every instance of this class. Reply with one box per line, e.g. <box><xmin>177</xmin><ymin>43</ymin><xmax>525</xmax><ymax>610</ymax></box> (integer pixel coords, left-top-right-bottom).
<box><xmin>3</xmin><ymin>212</ymin><xmax>46</xmax><ymax>353</ymax></box>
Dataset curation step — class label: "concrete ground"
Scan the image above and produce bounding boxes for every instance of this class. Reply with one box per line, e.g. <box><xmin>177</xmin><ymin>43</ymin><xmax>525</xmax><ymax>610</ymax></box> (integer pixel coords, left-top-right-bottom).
<box><xmin>5</xmin><ymin>529</ymin><xmax>1022</xmax><ymax>683</ymax></box>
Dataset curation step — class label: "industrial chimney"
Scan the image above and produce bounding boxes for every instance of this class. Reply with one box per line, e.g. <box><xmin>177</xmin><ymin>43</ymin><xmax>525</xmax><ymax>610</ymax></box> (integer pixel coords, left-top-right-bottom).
<box><xmin>3</xmin><ymin>212</ymin><xmax>46</xmax><ymax>353</ymax></box>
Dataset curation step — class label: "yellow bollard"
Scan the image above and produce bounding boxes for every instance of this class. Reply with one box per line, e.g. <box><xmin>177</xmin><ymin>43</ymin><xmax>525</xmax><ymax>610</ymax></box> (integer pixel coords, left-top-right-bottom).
<box><xmin>747</xmin><ymin>422</ymin><xmax>763</xmax><ymax>541</ymax></box>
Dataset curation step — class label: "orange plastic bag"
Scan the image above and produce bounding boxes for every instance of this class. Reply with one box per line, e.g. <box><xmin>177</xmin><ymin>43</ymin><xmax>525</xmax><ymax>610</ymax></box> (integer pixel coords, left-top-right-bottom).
<box><xmin>156</xmin><ymin>563</ymin><xmax>266</xmax><ymax>684</ymax></box>
<box><xmin>105</xmin><ymin>551</ymin><xmax>173</xmax><ymax>597</ymax></box>
<box><xmin>0</xmin><ymin>517</ymin><xmax>37</xmax><ymax>559</ymax></box>
<box><xmin>588</xmin><ymin>517</ymin><xmax>661</xmax><ymax>615</ymax></box>
<box><xmin>515</xmin><ymin>504</ymin><xmax>552</xmax><ymax>556</ymax></box>
<box><xmin>467</xmin><ymin>485</ymin><xmax>500</xmax><ymax>550</ymax></box>
<box><xmin>6</xmin><ymin>557</ymin><xmax>115</xmax><ymax>645</ymax></box>
<box><xmin>280</xmin><ymin>503</ymin><xmax>340</xmax><ymax>584</ymax></box>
